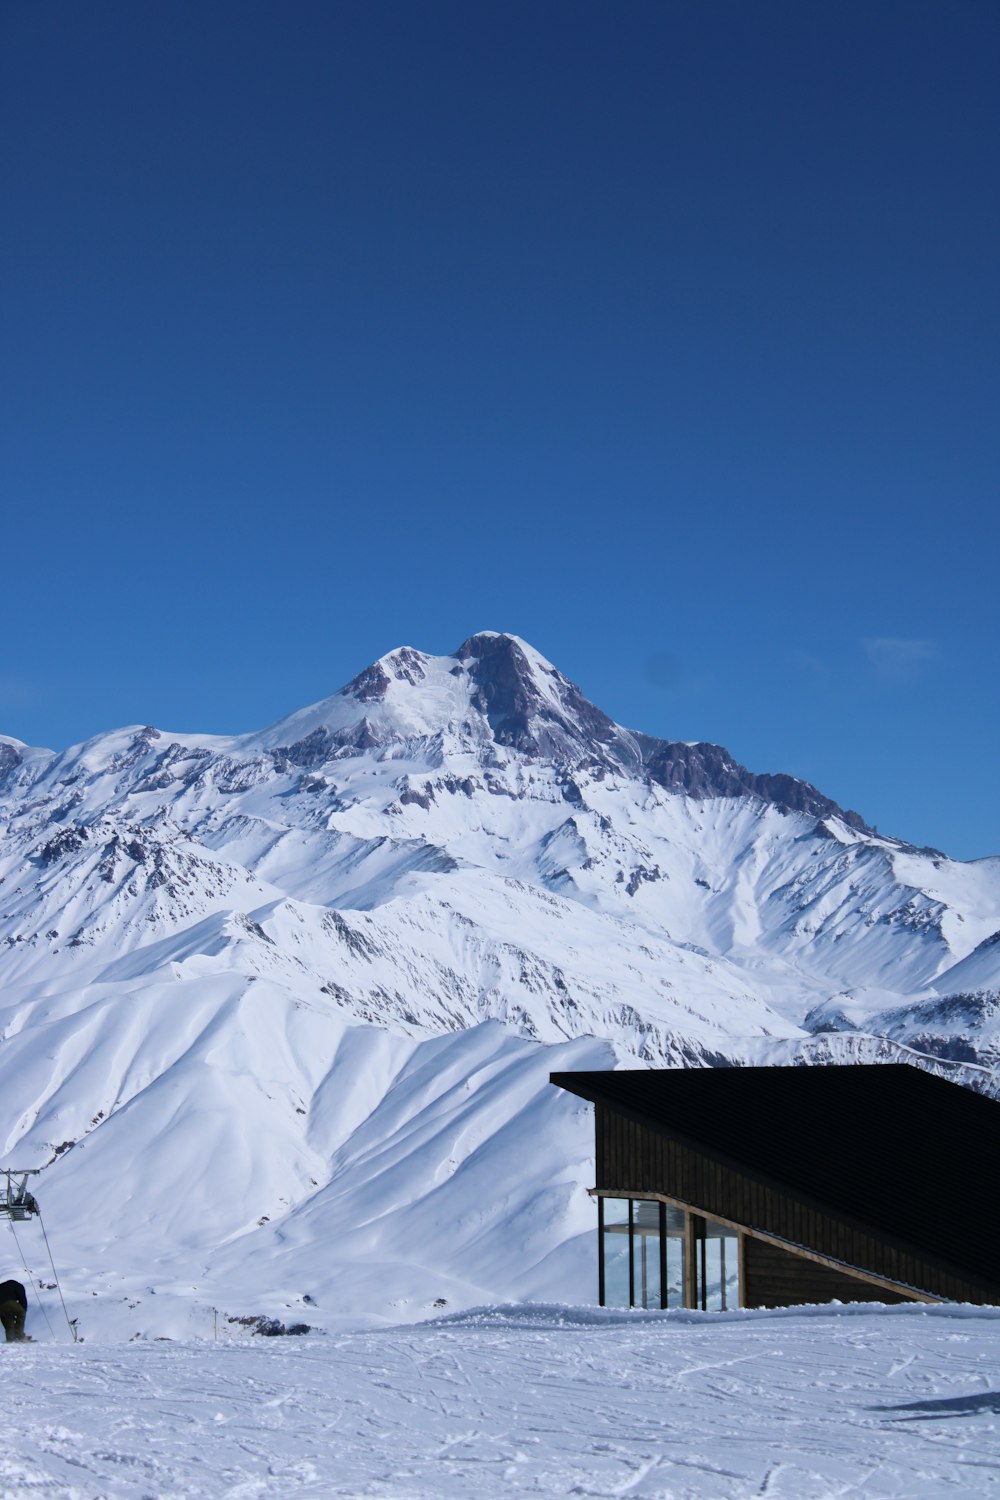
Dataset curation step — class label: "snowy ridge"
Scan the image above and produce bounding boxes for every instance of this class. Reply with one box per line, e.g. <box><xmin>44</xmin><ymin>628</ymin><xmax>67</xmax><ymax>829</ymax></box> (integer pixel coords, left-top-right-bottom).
<box><xmin>0</xmin><ymin>632</ymin><xmax>998</xmax><ymax>1338</ymax></box>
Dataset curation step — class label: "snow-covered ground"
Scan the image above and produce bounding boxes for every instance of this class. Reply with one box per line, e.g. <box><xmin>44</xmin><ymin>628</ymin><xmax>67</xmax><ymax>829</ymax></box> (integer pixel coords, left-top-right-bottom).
<box><xmin>3</xmin><ymin>1302</ymin><xmax>999</xmax><ymax>1498</ymax></box>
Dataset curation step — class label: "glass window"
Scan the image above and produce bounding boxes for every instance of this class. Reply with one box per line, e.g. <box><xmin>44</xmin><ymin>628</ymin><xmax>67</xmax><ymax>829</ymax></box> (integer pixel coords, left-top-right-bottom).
<box><xmin>599</xmin><ymin>1199</ymin><xmax>737</xmax><ymax>1311</ymax></box>
<box><xmin>601</xmin><ymin>1198</ymin><xmax>631</xmax><ymax>1308</ymax></box>
<box><xmin>664</xmin><ymin>1205</ymin><xmax>686</xmax><ymax>1309</ymax></box>
<box><xmin>631</xmin><ymin>1200</ymin><xmax>661</xmax><ymax>1310</ymax></box>
<box><xmin>695</xmin><ymin>1216</ymin><xmax>740</xmax><ymax>1311</ymax></box>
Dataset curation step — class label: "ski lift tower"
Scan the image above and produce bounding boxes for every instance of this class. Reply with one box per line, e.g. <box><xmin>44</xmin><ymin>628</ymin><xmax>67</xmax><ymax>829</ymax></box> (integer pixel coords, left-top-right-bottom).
<box><xmin>0</xmin><ymin>1168</ymin><xmax>76</xmax><ymax>1340</ymax></box>
<box><xmin>0</xmin><ymin>1170</ymin><xmax>40</xmax><ymax>1221</ymax></box>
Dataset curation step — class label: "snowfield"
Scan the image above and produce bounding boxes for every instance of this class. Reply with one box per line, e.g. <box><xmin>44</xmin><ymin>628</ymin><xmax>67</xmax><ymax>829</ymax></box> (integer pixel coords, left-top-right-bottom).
<box><xmin>3</xmin><ymin>1303</ymin><xmax>1000</xmax><ymax>1499</ymax></box>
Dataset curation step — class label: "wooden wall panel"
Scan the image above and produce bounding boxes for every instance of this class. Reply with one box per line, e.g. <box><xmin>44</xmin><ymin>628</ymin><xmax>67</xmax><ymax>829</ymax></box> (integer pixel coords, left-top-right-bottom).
<box><xmin>743</xmin><ymin>1238</ymin><xmax>910</xmax><ymax>1308</ymax></box>
<box><xmin>595</xmin><ymin>1103</ymin><xmax>990</xmax><ymax>1305</ymax></box>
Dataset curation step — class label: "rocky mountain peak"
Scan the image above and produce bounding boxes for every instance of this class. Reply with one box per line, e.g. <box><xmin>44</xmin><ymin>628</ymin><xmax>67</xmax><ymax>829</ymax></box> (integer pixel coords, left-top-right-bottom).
<box><xmin>344</xmin><ymin>647</ymin><xmax>430</xmax><ymax>703</ymax></box>
<box><xmin>258</xmin><ymin>633</ymin><xmax>878</xmax><ymax>828</ymax></box>
<box><xmin>452</xmin><ymin>633</ymin><xmax>639</xmax><ymax>765</ymax></box>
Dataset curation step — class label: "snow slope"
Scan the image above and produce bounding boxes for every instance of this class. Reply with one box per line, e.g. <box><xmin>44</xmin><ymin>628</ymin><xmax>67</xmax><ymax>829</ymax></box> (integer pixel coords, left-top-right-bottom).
<box><xmin>1</xmin><ymin>633</ymin><xmax>998</xmax><ymax>1333</ymax></box>
<box><xmin>3</xmin><ymin>1304</ymin><xmax>1000</xmax><ymax>1498</ymax></box>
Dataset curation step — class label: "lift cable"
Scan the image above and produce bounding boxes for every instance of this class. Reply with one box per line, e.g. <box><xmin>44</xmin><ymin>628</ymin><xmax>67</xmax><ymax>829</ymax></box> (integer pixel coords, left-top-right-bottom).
<box><xmin>6</xmin><ymin>1213</ymin><xmax>58</xmax><ymax>1341</ymax></box>
<box><xmin>37</xmin><ymin>1212</ymin><xmax>76</xmax><ymax>1342</ymax></box>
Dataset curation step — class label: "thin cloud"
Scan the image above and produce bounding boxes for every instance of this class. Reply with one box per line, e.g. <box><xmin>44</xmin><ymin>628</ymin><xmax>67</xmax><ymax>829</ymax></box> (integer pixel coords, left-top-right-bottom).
<box><xmin>862</xmin><ymin>637</ymin><xmax>941</xmax><ymax>682</ymax></box>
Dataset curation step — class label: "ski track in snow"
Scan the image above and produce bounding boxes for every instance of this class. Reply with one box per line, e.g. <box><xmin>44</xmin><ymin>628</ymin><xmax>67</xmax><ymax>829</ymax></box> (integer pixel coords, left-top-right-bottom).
<box><xmin>2</xmin><ymin>1304</ymin><xmax>1000</xmax><ymax>1499</ymax></box>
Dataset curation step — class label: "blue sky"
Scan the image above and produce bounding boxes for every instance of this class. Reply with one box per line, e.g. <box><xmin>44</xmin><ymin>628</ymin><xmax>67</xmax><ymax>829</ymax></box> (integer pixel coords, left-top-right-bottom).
<box><xmin>2</xmin><ymin>1</ymin><xmax>998</xmax><ymax>858</ymax></box>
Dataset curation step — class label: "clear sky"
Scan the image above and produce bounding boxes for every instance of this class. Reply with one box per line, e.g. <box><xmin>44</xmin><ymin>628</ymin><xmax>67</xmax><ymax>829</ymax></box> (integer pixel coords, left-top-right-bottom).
<box><xmin>2</xmin><ymin>1</ymin><xmax>998</xmax><ymax>859</ymax></box>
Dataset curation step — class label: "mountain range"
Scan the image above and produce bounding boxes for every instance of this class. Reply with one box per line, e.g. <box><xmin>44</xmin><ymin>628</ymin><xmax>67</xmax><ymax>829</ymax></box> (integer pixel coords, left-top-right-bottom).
<box><xmin>1</xmin><ymin>632</ymin><xmax>998</xmax><ymax>1336</ymax></box>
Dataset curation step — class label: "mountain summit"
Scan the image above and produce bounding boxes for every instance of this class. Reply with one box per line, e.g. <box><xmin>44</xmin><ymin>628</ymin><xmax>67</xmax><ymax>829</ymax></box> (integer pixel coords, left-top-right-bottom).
<box><xmin>243</xmin><ymin>632</ymin><xmax>639</xmax><ymax>769</ymax></box>
<box><xmin>245</xmin><ymin>631</ymin><xmax>868</xmax><ymax>829</ymax></box>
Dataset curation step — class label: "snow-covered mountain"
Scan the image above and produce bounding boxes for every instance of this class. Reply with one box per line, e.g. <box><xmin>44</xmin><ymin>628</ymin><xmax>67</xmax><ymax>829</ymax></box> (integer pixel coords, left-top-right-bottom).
<box><xmin>1</xmin><ymin>632</ymin><xmax>998</xmax><ymax>1338</ymax></box>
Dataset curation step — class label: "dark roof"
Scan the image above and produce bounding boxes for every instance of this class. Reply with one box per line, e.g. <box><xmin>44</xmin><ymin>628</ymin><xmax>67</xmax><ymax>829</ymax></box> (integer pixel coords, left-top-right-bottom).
<box><xmin>550</xmin><ymin>1064</ymin><xmax>1000</xmax><ymax>1291</ymax></box>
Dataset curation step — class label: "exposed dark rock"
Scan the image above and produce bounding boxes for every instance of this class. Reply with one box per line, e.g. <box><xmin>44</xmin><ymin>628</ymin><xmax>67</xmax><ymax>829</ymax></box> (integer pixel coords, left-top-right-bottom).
<box><xmin>98</xmin><ymin>833</ymin><xmax>128</xmax><ymax>881</ymax></box>
<box><xmin>37</xmin><ymin>826</ymin><xmax>90</xmax><ymax>864</ymax></box>
<box><xmin>626</xmin><ymin>865</ymin><xmax>662</xmax><ymax>897</ymax></box>
<box><xmin>439</xmin><ymin>775</ymin><xmax>479</xmax><ymax>798</ymax></box>
<box><xmin>109</xmin><ymin>729</ymin><xmax>162</xmax><ymax>776</ymax></box>
<box><xmin>323</xmin><ymin>910</ymin><xmax>375</xmax><ymax>960</ymax></box>
<box><xmin>274</xmin><ymin>714</ymin><xmax>384</xmax><ymax>769</ymax></box>
<box><xmin>454</xmin><ymin>633</ymin><xmax>640</xmax><ymax>767</ymax></box>
<box><xmin>213</xmin><ymin>759</ymin><xmax>270</xmax><ymax>795</ymax></box>
<box><xmin>344</xmin><ymin>661</ymin><xmax>391</xmax><ymax>702</ymax></box>
<box><xmin>484</xmin><ymin>776</ymin><xmax>517</xmax><ymax>798</ymax></box>
<box><xmin>228</xmin><ymin>1315</ymin><xmax>311</xmax><ymax>1337</ymax></box>
<box><xmin>637</xmin><ymin>736</ymin><xmax>870</xmax><ymax>831</ymax></box>
<box><xmin>335</xmin><ymin>718</ymin><xmax>383</xmax><ymax>752</ymax></box>
<box><xmin>50</xmin><ymin>797</ymin><xmax>83</xmax><ymax>822</ymax></box>
<box><xmin>399</xmin><ymin>785</ymin><xmax>433</xmax><ymax>810</ymax></box>
<box><xmin>903</xmin><ymin>1034</ymin><xmax>980</xmax><ymax>1063</ymax></box>
<box><xmin>236</xmin><ymin>915</ymin><xmax>273</xmax><ymax>944</ymax></box>
<box><xmin>386</xmin><ymin>648</ymin><xmax>427</xmax><ymax>685</ymax></box>
<box><xmin>131</xmin><ymin>770</ymin><xmax>176</xmax><ymax>792</ymax></box>
<box><xmin>0</xmin><ymin>742</ymin><xmax>22</xmax><ymax>783</ymax></box>
<box><xmin>272</xmin><ymin>727</ymin><xmax>336</xmax><ymax>769</ymax></box>
<box><xmin>320</xmin><ymin>980</ymin><xmax>352</xmax><ymax>1004</ymax></box>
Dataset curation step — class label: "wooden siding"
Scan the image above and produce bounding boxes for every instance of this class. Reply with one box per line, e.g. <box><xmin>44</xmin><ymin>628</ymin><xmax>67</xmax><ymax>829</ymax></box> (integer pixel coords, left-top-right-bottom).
<box><xmin>743</xmin><ymin>1237</ymin><xmax>911</xmax><ymax>1308</ymax></box>
<box><xmin>596</xmin><ymin>1103</ymin><xmax>994</xmax><ymax>1305</ymax></box>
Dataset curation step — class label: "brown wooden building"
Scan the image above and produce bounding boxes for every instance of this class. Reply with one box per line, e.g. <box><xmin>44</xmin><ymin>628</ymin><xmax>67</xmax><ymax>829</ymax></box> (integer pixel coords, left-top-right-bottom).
<box><xmin>550</xmin><ymin>1064</ymin><xmax>1000</xmax><ymax>1311</ymax></box>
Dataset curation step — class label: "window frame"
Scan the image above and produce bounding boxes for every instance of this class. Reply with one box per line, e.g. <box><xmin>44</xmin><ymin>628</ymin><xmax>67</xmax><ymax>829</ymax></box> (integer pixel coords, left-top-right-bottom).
<box><xmin>597</xmin><ymin>1193</ymin><xmax>742</xmax><ymax>1311</ymax></box>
